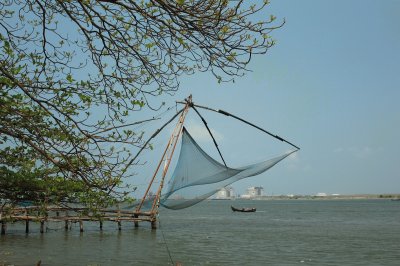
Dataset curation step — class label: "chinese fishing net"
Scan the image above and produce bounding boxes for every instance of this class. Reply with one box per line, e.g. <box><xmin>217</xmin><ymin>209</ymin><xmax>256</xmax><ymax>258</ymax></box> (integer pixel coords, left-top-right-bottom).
<box><xmin>160</xmin><ymin>127</ymin><xmax>297</xmax><ymax>210</ymax></box>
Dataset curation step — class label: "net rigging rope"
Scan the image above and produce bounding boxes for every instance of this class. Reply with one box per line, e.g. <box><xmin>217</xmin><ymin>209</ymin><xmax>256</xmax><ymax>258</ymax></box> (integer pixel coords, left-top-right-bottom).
<box><xmin>158</xmin><ymin>215</ymin><xmax>175</xmax><ymax>266</ymax></box>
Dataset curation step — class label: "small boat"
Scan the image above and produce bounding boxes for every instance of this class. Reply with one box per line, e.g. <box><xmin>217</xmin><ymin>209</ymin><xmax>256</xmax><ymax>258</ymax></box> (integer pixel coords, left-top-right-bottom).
<box><xmin>231</xmin><ymin>206</ymin><xmax>256</xmax><ymax>212</ymax></box>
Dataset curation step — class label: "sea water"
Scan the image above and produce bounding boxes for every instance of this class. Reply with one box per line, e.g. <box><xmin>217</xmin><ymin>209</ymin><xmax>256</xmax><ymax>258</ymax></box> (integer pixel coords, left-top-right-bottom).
<box><xmin>1</xmin><ymin>200</ymin><xmax>399</xmax><ymax>265</ymax></box>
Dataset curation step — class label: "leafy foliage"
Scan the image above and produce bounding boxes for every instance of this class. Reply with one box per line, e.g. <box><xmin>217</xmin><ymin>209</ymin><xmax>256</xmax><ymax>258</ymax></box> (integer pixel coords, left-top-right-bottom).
<box><xmin>0</xmin><ymin>0</ymin><xmax>281</xmax><ymax>209</ymax></box>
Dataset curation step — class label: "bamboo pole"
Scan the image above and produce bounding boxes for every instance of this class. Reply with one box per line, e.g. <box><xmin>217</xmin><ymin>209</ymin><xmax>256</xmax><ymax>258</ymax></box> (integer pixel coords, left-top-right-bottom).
<box><xmin>137</xmin><ymin>96</ymin><xmax>192</xmax><ymax>215</ymax></box>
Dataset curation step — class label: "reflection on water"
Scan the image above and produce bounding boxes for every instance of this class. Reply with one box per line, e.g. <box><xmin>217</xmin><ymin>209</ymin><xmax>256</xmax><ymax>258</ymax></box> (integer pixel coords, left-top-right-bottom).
<box><xmin>1</xmin><ymin>200</ymin><xmax>400</xmax><ymax>265</ymax></box>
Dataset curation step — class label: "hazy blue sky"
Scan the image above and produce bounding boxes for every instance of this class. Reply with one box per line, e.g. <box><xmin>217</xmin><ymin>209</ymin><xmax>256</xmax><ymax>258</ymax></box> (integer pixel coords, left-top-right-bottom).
<box><xmin>134</xmin><ymin>0</ymin><xmax>400</xmax><ymax>196</ymax></box>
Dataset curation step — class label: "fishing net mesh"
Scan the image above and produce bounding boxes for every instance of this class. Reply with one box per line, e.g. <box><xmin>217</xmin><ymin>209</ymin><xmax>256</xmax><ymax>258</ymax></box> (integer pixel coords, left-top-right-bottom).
<box><xmin>160</xmin><ymin>127</ymin><xmax>296</xmax><ymax>210</ymax></box>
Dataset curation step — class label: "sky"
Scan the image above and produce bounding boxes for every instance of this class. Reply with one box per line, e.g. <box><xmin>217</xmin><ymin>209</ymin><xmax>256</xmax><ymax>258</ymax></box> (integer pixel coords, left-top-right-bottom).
<box><xmin>133</xmin><ymin>0</ymin><xmax>400</xmax><ymax>197</ymax></box>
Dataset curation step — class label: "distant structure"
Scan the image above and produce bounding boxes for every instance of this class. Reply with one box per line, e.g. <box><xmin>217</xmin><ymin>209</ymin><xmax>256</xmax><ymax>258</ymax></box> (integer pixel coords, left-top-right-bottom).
<box><xmin>240</xmin><ymin>186</ymin><xmax>265</xmax><ymax>199</ymax></box>
<box><xmin>215</xmin><ymin>186</ymin><xmax>235</xmax><ymax>199</ymax></box>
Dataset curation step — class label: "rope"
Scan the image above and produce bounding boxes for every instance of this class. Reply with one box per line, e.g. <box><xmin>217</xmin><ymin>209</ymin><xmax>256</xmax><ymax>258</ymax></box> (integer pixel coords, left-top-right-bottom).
<box><xmin>191</xmin><ymin>106</ymin><xmax>227</xmax><ymax>167</ymax></box>
<box><xmin>158</xmin><ymin>215</ymin><xmax>175</xmax><ymax>265</ymax></box>
<box><xmin>182</xmin><ymin>102</ymin><xmax>300</xmax><ymax>150</ymax></box>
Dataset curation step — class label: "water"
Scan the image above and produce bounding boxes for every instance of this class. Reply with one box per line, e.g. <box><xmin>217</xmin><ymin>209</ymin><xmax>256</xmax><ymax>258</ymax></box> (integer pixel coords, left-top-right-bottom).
<box><xmin>1</xmin><ymin>200</ymin><xmax>399</xmax><ymax>265</ymax></box>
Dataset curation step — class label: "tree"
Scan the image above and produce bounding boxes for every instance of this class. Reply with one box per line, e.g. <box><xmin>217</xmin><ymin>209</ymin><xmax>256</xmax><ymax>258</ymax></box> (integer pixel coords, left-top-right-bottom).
<box><xmin>0</xmin><ymin>0</ymin><xmax>282</xmax><ymax>208</ymax></box>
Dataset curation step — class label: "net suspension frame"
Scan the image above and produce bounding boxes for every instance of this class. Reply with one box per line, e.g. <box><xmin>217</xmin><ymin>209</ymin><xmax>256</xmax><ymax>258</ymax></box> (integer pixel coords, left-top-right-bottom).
<box><xmin>135</xmin><ymin>95</ymin><xmax>192</xmax><ymax>217</ymax></box>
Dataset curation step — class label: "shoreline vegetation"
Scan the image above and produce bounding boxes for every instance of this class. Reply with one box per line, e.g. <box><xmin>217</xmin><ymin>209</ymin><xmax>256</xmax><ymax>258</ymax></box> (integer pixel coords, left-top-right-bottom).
<box><xmin>211</xmin><ymin>194</ymin><xmax>400</xmax><ymax>201</ymax></box>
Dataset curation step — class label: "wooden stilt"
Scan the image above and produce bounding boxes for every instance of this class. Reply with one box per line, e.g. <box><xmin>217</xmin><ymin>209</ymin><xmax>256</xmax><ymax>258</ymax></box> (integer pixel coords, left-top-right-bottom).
<box><xmin>40</xmin><ymin>220</ymin><xmax>45</xmax><ymax>233</ymax></box>
<box><xmin>151</xmin><ymin>220</ymin><xmax>157</xmax><ymax>230</ymax></box>
<box><xmin>64</xmin><ymin>220</ymin><xmax>69</xmax><ymax>230</ymax></box>
<box><xmin>1</xmin><ymin>221</ymin><xmax>6</xmax><ymax>235</ymax></box>
<box><xmin>25</xmin><ymin>209</ymin><xmax>29</xmax><ymax>233</ymax></box>
<box><xmin>134</xmin><ymin>214</ymin><xmax>139</xmax><ymax>227</ymax></box>
<box><xmin>100</xmin><ymin>220</ymin><xmax>103</xmax><ymax>230</ymax></box>
<box><xmin>79</xmin><ymin>221</ymin><xmax>84</xmax><ymax>232</ymax></box>
<box><xmin>25</xmin><ymin>220</ymin><xmax>29</xmax><ymax>233</ymax></box>
<box><xmin>117</xmin><ymin>208</ymin><xmax>121</xmax><ymax>231</ymax></box>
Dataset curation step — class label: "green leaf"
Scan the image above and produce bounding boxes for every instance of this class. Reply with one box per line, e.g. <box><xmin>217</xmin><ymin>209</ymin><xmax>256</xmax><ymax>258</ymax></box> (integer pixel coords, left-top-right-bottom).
<box><xmin>66</xmin><ymin>74</ymin><xmax>74</xmax><ymax>83</ymax></box>
<box><xmin>145</xmin><ymin>43</ymin><xmax>154</xmax><ymax>49</ymax></box>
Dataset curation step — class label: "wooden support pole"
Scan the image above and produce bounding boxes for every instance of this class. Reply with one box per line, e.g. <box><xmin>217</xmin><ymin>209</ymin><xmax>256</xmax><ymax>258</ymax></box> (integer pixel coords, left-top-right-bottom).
<box><xmin>134</xmin><ymin>214</ymin><xmax>139</xmax><ymax>227</ymax></box>
<box><xmin>25</xmin><ymin>220</ymin><xmax>29</xmax><ymax>234</ymax></box>
<box><xmin>100</xmin><ymin>221</ymin><xmax>103</xmax><ymax>230</ymax></box>
<box><xmin>1</xmin><ymin>221</ymin><xmax>6</xmax><ymax>235</ymax></box>
<box><xmin>40</xmin><ymin>220</ymin><xmax>45</xmax><ymax>233</ymax></box>
<box><xmin>137</xmin><ymin>99</ymin><xmax>190</xmax><ymax>214</ymax></box>
<box><xmin>151</xmin><ymin>220</ymin><xmax>157</xmax><ymax>230</ymax></box>
<box><xmin>65</xmin><ymin>211</ymin><xmax>69</xmax><ymax>230</ymax></box>
<box><xmin>79</xmin><ymin>221</ymin><xmax>84</xmax><ymax>232</ymax></box>
<box><xmin>25</xmin><ymin>209</ymin><xmax>29</xmax><ymax>233</ymax></box>
<box><xmin>117</xmin><ymin>208</ymin><xmax>121</xmax><ymax>230</ymax></box>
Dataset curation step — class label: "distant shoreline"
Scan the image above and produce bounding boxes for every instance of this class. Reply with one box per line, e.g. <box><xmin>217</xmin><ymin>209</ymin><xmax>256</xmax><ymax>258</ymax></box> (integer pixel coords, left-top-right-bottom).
<box><xmin>213</xmin><ymin>194</ymin><xmax>400</xmax><ymax>201</ymax></box>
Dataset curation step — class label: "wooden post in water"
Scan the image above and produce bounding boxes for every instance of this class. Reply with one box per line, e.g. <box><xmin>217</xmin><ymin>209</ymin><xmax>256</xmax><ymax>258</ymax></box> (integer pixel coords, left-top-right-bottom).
<box><xmin>25</xmin><ymin>209</ymin><xmax>29</xmax><ymax>233</ymax></box>
<box><xmin>134</xmin><ymin>214</ymin><xmax>139</xmax><ymax>227</ymax></box>
<box><xmin>65</xmin><ymin>210</ymin><xmax>69</xmax><ymax>230</ymax></box>
<box><xmin>1</xmin><ymin>221</ymin><xmax>6</xmax><ymax>235</ymax></box>
<box><xmin>79</xmin><ymin>220</ymin><xmax>84</xmax><ymax>232</ymax></box>
<box><xmin>40</xmin><ymin>220</ymin><xmax>45</xmax><ymax>233</ymax></box>
<box><xmin>151</xmin><ymin>219</ymin><xmax>157</xmax><ymax>230</ymax></box>
<box><xmin>117</xmin><ymin>208</ymin><xmax>121</xmax><ymax>230</ymax></box>
<box><xmin>99</xmin><ymin>220</ymin><xmax>103</xmax><ymax>230</ymax></box>
<box><xmin>25</xmin><ymin>220</ymin><xmax>29</xmax><ymax>234</ymax></box>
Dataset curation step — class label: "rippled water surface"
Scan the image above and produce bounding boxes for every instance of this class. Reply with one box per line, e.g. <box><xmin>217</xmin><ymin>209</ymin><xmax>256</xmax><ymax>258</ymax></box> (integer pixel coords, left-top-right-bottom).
<box><xmin>1</xmin><ymin>200</ymin><xmax>400</xmax><ymax>265</ymax></box>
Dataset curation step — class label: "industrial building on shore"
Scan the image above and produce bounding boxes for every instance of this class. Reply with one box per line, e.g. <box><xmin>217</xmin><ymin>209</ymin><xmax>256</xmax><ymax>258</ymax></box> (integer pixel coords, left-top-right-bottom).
<box><xmin>240</xmin><ymin>186</ymin><xmax>265</xmax><ymax>199</ymax></box>
<box><xmin>215</xmin><ymin>186</ymin><xmax>235</xmax><ymax>199</ymax></box>
<box><xmin>215</xmin><ymin>186</ymin><xmax>265</xmax><ymax>199</ymax></box>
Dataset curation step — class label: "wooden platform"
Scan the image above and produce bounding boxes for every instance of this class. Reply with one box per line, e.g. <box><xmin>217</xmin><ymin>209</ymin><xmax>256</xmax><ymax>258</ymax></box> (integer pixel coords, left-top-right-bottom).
<box><xmin>0</xmin><ymin>206</ymin><xmax>157</xmax><ymax>235</ymax></box>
